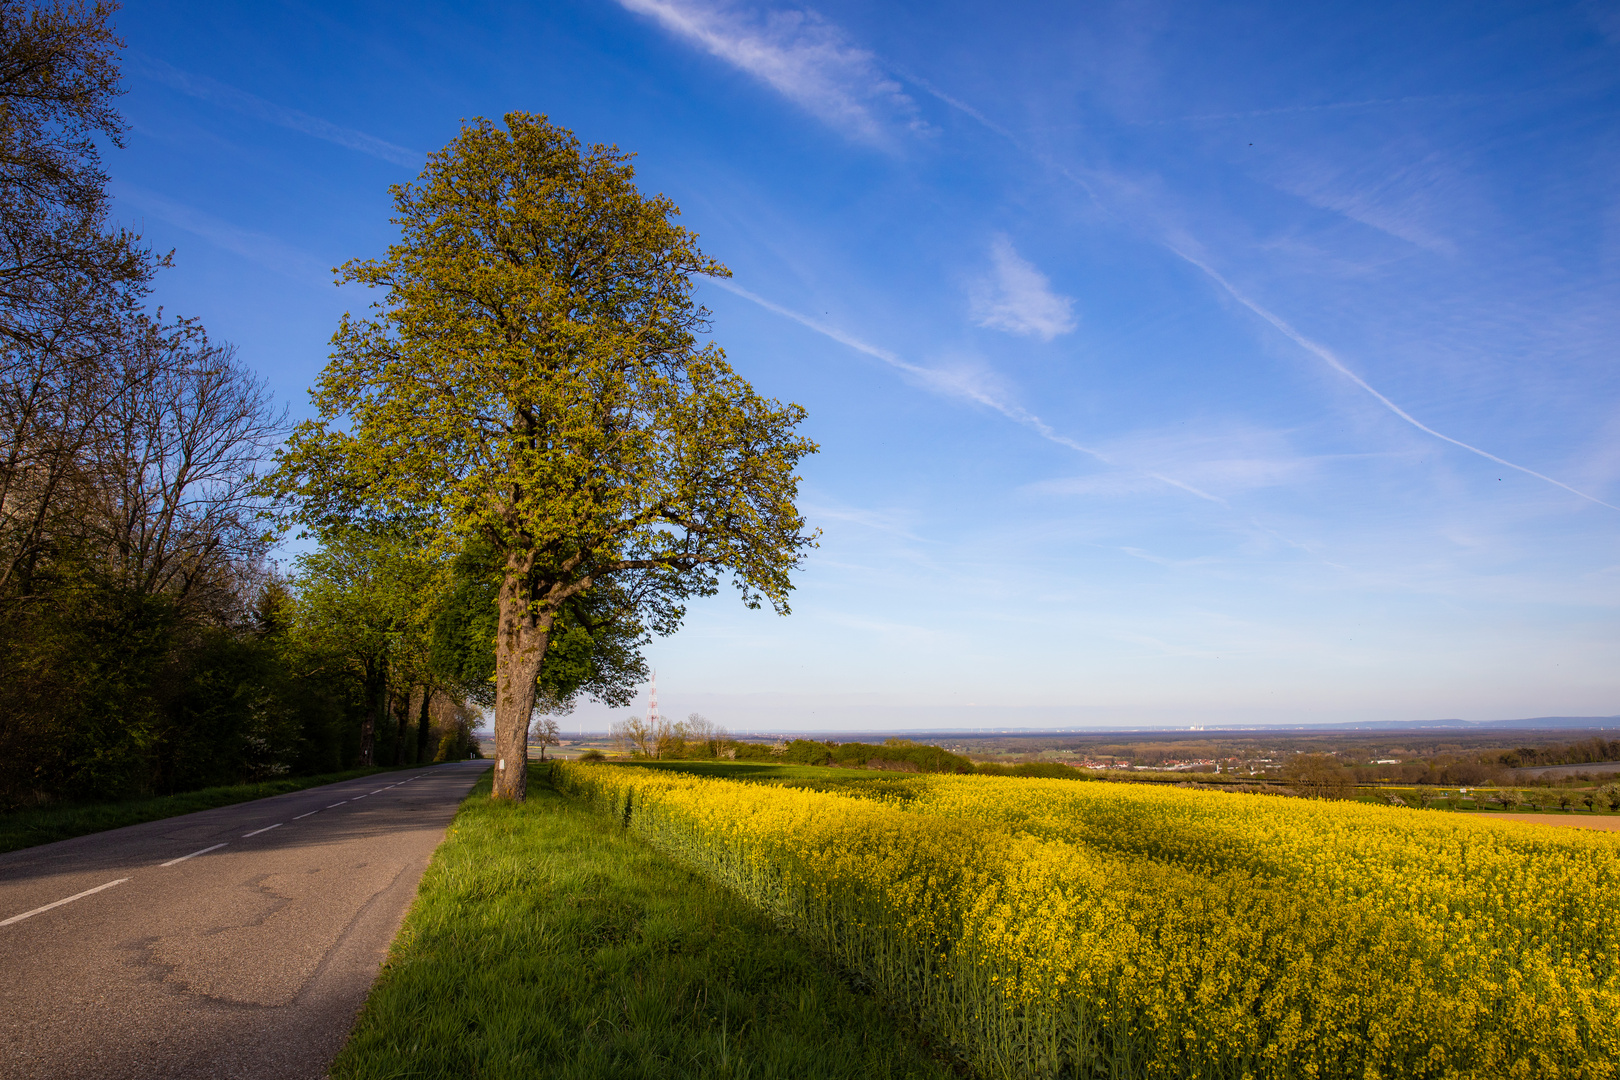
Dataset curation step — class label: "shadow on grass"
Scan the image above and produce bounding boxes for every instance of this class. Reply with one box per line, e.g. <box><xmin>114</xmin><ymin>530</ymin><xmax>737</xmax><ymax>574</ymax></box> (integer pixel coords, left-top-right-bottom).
<box><xmin>333</xmin><ymin>764</ymin><xmax>959</xmax><ymax>1080</ymax></box>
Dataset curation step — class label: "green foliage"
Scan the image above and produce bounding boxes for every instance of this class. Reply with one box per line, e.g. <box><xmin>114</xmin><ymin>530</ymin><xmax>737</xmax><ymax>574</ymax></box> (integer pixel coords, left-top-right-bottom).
<box><xmin>0</xmin><ymin>565</ymin><xmax>361</xmax><ymax>809</ymax></box>
<box><xmin>0</xmin><ymin>4</ymin><xmax>349</xmax><ymax>809</ymax></box>
<box><xmin>975</xmin><ymin>760</ymin><xmax>1094</xmax><ymax>780</ymax></box>
<box><xmin>433</xmin><ymin>731</ymin><xmax>476</xmax><ymax>763</ymax></box>
<box><xmin>428</xmin><ymin>537</ymin><xmax>646</xmax><ymax>709</ymax></box>
<box><xmin>331</xmin><ymin>765</ymin><xmax>953</xmax><ymax>1080</ymax></box>
<box><xmin>272</xmin><ymin>112</ymin><xmax>818</xmax><ymax>799</ymax></box>
<box><xmin>768</xmin><ymin>739</ymin><xmax>976</xmax><ymax>774</ymax></box>
<box><xmin>294</xmin><ymin>525</ymin><xmax>438</xmax><ymax>675</ymax></box>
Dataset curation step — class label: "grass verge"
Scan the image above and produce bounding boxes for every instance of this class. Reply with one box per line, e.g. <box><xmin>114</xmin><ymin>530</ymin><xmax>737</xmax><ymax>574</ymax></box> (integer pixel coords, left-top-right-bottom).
<box><xmin>332</xmin><ymin>763</ymin><xmax>957</xmax><ymax>1080</ymax></box>
<box><xmin>612</xmin><ymin>759</ymin><xmax>925</xmax><ymax>784</ymax></box>
<box><xmin>0</xmin><ymin>764</ymin><xmax>414</xmax><ymax>855</ymax></box>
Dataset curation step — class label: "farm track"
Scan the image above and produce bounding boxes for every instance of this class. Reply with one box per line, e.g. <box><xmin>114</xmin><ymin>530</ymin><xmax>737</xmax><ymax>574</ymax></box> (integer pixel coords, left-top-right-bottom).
<box><xmin>1476</xmin><ymin>813</ymin><xmax>1620</xmax><ymax>830</ymax></box>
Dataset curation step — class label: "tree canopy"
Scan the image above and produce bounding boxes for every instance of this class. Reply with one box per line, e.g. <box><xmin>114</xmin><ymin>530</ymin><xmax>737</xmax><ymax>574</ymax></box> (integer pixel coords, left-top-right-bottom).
<box><xmin>275</xmin><ymin>113</ymin><xmax>817</xmax><ymax>800</ymax></box>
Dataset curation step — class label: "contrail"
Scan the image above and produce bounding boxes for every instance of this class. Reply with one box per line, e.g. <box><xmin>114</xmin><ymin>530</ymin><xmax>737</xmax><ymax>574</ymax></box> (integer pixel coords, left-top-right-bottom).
<box><xmin>130</xmin><ymin>54</ymin><xmax>422</xmax><ymax>168</ymax></box>
<box><xmin>712</xmin><ymin>278</ymin><xmax>1224</xmax><ymax>504</ymax></box>
<box><xmin>905</xmin><ymin>77</ymin><xmax>1617</xmax><ymax>513</ymax></box>
<box><xmin>1171</xmin><ymin>248</ymin><xmax>1620</xmax><ymax>512</ymax></box>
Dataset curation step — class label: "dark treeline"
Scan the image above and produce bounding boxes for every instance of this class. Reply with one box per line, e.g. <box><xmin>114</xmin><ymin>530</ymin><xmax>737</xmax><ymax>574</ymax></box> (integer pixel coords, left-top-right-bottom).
<box><xmin>771</xmin><ymin>738</ymin><xmax>976</xmax><ymax>773</ymax></box>
<box><xmin>606</xmin><ymin>727</ymin><xmax>1017</xmax><ymax>776</ymax></box>
<box><xmin>1498</xmin><ymin>738</ymin><xmax>1620</xmax><ymax>770</ymax></box>
<box><xmin>0</xmin><ymin>3</ymin><xmax>489</xmax><ymax>810</ymax></box>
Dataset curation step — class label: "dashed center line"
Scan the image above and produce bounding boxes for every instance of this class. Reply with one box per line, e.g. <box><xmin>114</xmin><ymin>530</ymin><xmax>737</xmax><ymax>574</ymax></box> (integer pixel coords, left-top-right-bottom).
<box><xmin>4</xmin><ymin>775</ymin><xmax>444</xmax><ymax>932</ymax></box>
<box><xmin>2</xmin><ymin>878</ymin><xmax>130</xmax><ymax>927</ymax></box>
<box><xmin>160</xmin><ymin>843</ymin><xmax>227</xmax><ymax>867</ymax></box>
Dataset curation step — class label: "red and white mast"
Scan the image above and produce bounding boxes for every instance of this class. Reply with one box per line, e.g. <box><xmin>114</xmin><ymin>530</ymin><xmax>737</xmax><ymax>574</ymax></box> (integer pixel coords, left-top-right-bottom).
<box><xmin>646</xmin><ymin>671</ymin><xmax>659</xmax><ymax>728</ymax></box>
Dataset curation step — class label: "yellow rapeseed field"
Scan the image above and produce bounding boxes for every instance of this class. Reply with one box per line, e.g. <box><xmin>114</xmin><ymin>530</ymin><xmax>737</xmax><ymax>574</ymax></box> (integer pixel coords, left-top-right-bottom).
<box><xmin>552</xmin><ymin>764</ymin><xmax>1620</xmax><ymax>1079</ymax></box>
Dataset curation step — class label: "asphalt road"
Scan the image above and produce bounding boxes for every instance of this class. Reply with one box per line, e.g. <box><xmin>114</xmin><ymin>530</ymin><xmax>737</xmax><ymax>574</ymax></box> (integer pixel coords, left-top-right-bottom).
<box><xmin>0</xmin><ymin>759</ymin><xmax>490</xmax><ymax>1079</ymax></box>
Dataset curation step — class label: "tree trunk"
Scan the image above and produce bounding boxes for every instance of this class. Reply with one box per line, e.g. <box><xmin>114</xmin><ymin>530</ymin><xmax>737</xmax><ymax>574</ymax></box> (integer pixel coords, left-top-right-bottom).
<box><xmin>415</xmin><ymin>685</ymin><xmax>432</xmax><ymax>764</ymax></box>
<box><xmin>374</xmin><ymin>671</ymin><xmax>390</xmax><ymax>767</ymax></box>
<box><xmin>359</xmin><ymin>661</ymin><xmax>380</xmax><ymax>766</ymax></box>
<box><xmin>394</xmin><ymin>689</ymin><xmax>410</xmax><ymax>766</ymax></box>
<box><xmin>361</xmin><ymin>657</ymin><xmax>387</xmax><ymax>767</ymax></box>
<box><xmin>492</xmin><ymin>563</ymin><xmax>552</xmax><ymax>801</ymax></box>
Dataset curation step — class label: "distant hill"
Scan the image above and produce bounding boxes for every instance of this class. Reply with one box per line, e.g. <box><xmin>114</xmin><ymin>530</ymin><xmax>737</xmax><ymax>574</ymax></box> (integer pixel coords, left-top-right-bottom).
<box><xmin>733</xmin><ymin>716</ymin><xmax>1620</xmax><ymax>741</ymax></box>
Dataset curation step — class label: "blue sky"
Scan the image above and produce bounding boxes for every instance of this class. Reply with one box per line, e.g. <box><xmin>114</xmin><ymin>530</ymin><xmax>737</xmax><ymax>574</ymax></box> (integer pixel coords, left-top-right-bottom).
<box><xmin>113</xmin><ymin>0</ymin><xmax>1620</xmax><ymax>731</ymax></box>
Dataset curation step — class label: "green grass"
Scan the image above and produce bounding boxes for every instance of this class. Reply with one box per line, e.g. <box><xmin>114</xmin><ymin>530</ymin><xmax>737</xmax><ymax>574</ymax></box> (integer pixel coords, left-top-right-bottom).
<box><xmin>332</xmin><ymin>764</ymin><xmax>957</xmax><ymax>1080</ymax></box>
<box><xmin>613</xmin><ymin>759</ymin><xmax>925</xmax><ymax>783</ymax></box>
<box><xmin>0</xmin><ymin>764</ymin><xmax>414</xmax><ymax>854</ymax></box>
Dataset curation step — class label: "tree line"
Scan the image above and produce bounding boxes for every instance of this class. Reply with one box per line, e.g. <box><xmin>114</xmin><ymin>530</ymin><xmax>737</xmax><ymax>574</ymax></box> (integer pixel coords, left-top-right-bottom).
<box><xmin>1497</xmin><ymin>737</ymin><xmax>1620</xmax><ymax>770</ymax></box>
<box><xmin>0</xmin><ymin>2</ymin><xmax>817</xmax><ymax>808</ymax></box>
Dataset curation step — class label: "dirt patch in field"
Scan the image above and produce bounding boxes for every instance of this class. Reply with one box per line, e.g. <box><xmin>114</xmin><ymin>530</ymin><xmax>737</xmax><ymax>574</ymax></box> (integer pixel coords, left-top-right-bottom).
<box><xmin>1476</xmin><ymin>813</ymin><xmax>1620</xmax><ymax>831</ymax></box>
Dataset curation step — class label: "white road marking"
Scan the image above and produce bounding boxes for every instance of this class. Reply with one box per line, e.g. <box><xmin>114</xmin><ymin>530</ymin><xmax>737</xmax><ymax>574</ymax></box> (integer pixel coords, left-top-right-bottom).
<box><xmin>2</xmin><ymin>878</ymin><xmax>131</xmax><ymax>927</ymax></box>
<box><xmin>160</xmin><ymin>843</ymin><xmax>227</xmax><ymax>867</ymax></box>
<box><xmin>242</xmin><ymin>823</ymin><xmax>282</xmax><ymax>838</ymax></box>
<box><xmin>371</xmin><ymin>788</ymin><xmax>385</xmax><ymax>794</ymax></box>
<box><xmin>327</xmin><ymin>801</ymin><xmax>347</xmax><ymax>808</ymax></box>
<box><xmin>293</xmin><ymin>810</ymin><xmax>318</xmax><ymax>820</ymax></box>
<box><xmin>351</xmin><ymin>794</ymin><xmax>367</xmax><ymax>800</ymax></box>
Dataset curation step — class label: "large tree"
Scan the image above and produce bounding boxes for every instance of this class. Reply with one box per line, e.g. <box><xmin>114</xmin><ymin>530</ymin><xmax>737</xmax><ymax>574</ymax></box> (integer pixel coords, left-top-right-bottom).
<box><xmin>276</xmin><ymin>114</ymin><xmax>817</xmax><ymax>800</ymax></box>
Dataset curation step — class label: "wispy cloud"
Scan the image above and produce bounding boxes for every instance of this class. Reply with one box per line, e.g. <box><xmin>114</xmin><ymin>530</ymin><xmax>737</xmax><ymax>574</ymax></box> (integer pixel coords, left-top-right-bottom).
<box><xmin>1025</xmin><ymin>473</ymin><xmax>1166</xmax><ymax>498</ymax></box>
<box><xmin>1120</xmin><ymin>546</ymin><xmax>1223</xmax><ymax>570</ymax></box>
<box><xmin>129</xmin><ymin>54</ymin><xmax>422</xmax><ymax>167</ymax></box>
<box><xmin>1031</xmin><ymin>458</ymin><xmax>1303</xmax><ymax>500</ymax></box>
<box><xmin>1168</xmin><ymin>244</ymin><xmax>1620</xmax><ymax>512</ymax></box>
<box><xmin>712</xmin><ymin>277</ymin><xmax>1221</xmax><ymax>503</ymax></box>
<box><xmin>802</xmin><ymin>501</ymin><xmax>927</xmax><ymax>541</ymax></box>
<box><xmin>1025</xmin><ymin>425</ymin><xmax>1327</xmax><ymax>502</ymax></box>
<box><xmin>898</xmin><ymin>73</ymin><xmax>1618</xmax><ymax>514</ymax></box>
<box><xmin>971</xmin><ymin>234</ymin><xmax>1077</xmax><ymax>340</ymax></box>
<box><xmin>1151</xmin><ymin>93</ymin><xmax>1486</xmax><ymax>126</ymax></box>
<box><xmin>614</xmin><ymin>0</ymin><xmax>925</xmax><ymax>145</ymax></box>
<box><xmin>113</xmin><ymin>183</ymin><xmax>332</xmax><ymax>284</ymax></box>
<box><xmin>1271</xmin><ymin>151</ymin><xmax>1459</xmax><ymax>254</ymax></box>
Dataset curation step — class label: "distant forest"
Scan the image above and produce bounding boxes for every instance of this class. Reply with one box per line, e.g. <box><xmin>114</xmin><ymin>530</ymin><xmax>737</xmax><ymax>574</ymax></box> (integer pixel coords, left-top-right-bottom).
<box><xmin>1498</xmin><ymin>737</ymin><xmax>1620</xmax><ymax>770</ymax></box>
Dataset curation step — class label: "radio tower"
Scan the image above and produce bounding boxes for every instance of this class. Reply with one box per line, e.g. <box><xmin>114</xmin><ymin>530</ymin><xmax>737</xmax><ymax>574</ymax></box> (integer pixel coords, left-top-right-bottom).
<box><xmin>645</xmin><ymin>671</ymin><xmax>659</xmax><ymax>728</ymax></box>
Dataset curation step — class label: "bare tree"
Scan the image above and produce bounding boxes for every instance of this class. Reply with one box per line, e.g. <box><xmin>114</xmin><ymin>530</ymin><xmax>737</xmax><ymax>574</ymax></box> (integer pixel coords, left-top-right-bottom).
<box><xmin>1282</xmin><ymin>754</ymin><xmax>1353</xmax><ymax>799</ymax></box>
<box><xmin>0</xmin><ymin>1</ymin><xmax>151</xmax><ymax>345</ymax></box>
<box><xmin>0</xmin><ymin>1</ymin><xmax>162</xmax><ymax>600</ymax></box>
<box><xmin>530</xmin><ymin>715</ymin><xmax>560</xmax><ymax>761</ymax></box>
<box><xmin>610</xmin><ymin>715</ymin><xmax>654</xmax><ymax>758</ymax></box>
<box><xmin>89</xmin><ymin>321</ymin><xmax>285</xmax><ymax>611</ymax></box>
<box><xmin>684</xmin><ymin>712</ymin><xmax>728</xmax><ymax>759</ymax></box>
